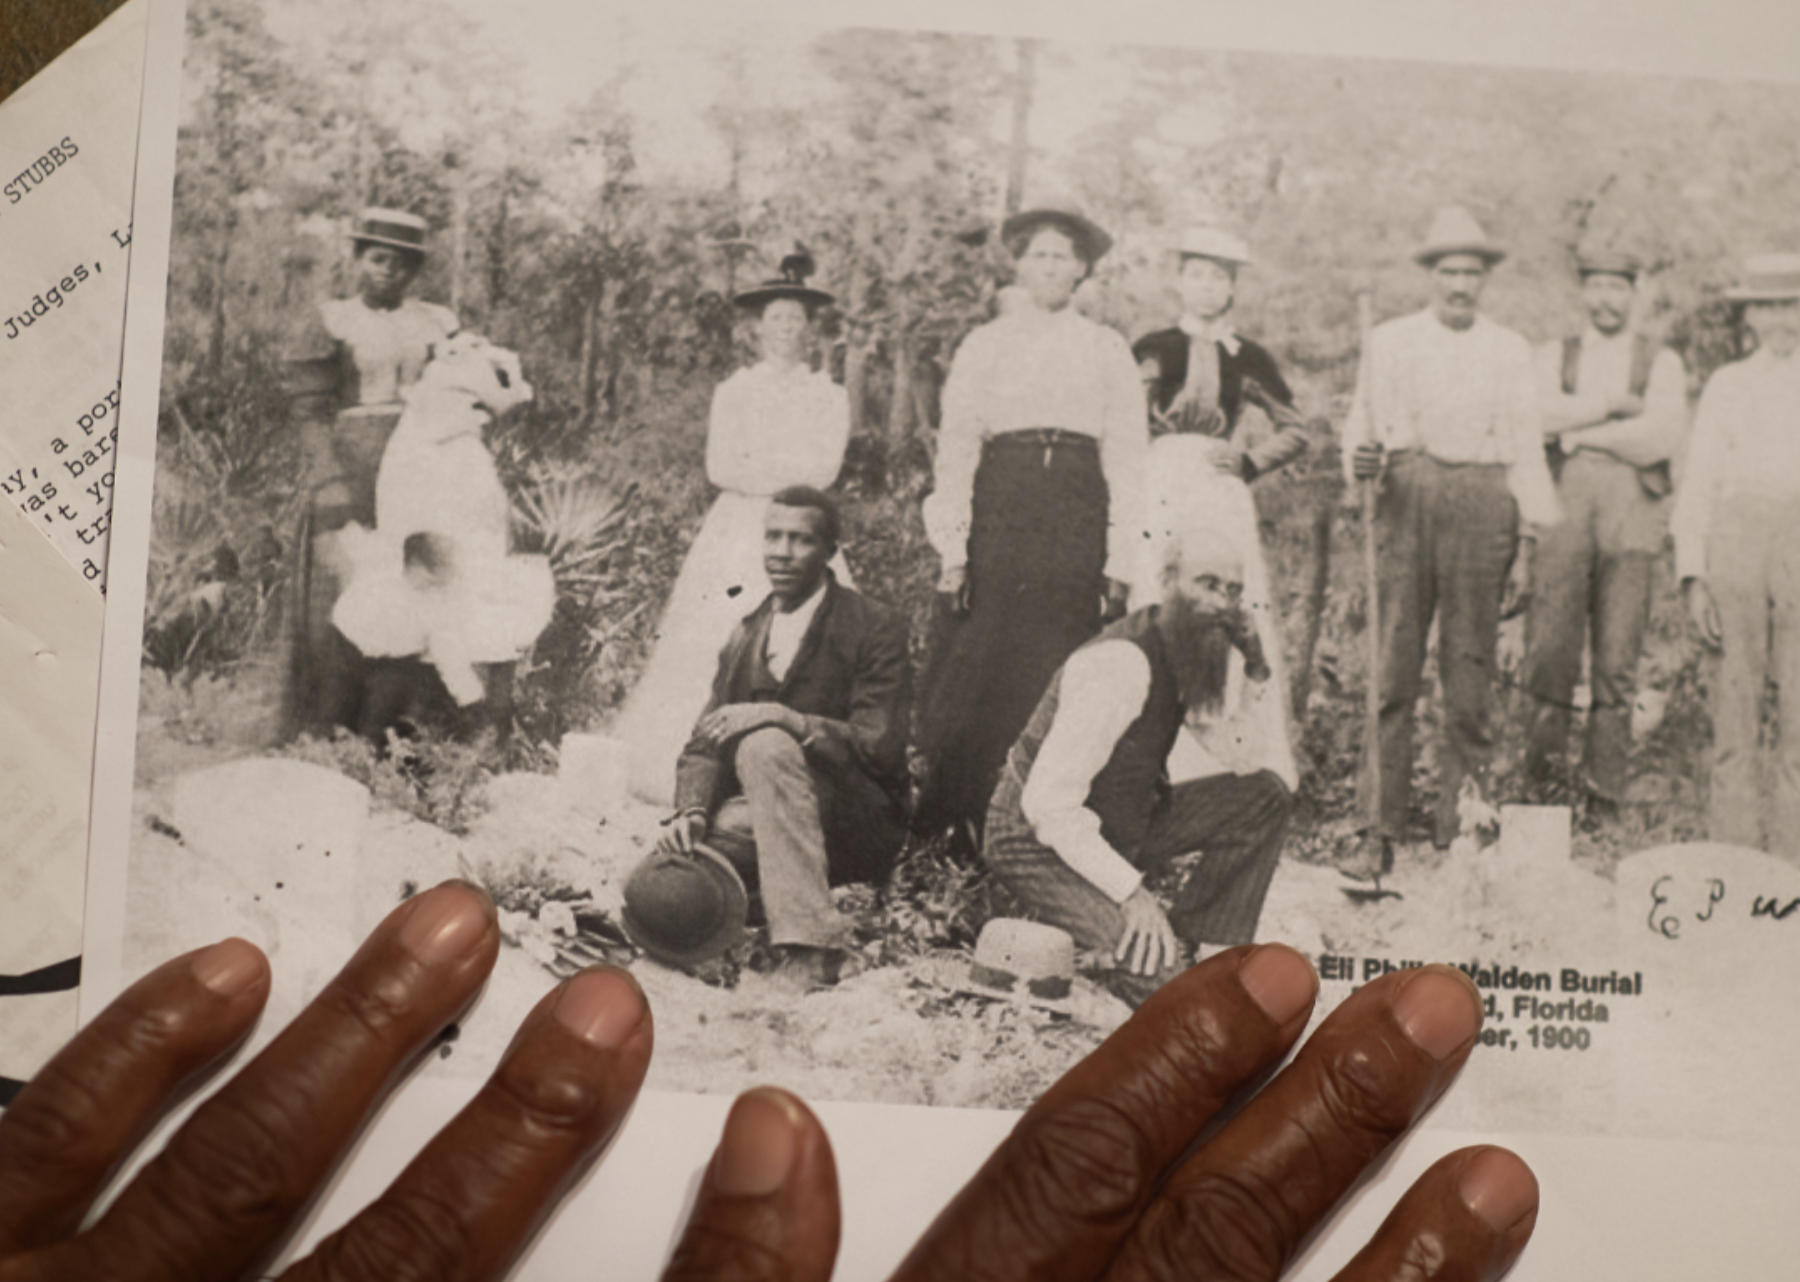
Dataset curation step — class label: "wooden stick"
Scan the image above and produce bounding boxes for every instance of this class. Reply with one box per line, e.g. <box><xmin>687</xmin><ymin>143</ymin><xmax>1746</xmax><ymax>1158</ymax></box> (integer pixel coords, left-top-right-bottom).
<box><xmin>1356</xmin><ymin>292</ymin><xmax>1382</xmax><ymax>836</ymax></box>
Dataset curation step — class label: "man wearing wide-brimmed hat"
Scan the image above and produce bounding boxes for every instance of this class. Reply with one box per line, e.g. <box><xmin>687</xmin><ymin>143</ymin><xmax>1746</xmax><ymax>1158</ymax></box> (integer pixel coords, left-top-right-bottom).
<box><xmin>1670</xmin><ymin>253</ymin><xmax>1800</xmax><ymax>854</ymax></box>
<box><xmin>1520</xmin><ymin>248</ymin><xmax>1687</xmax><ymax>820</ymax></box>
<box><xmin>1343</xmin><ymin>206</ymin><xmax>1559</xmax><ymax>851</ymax></box>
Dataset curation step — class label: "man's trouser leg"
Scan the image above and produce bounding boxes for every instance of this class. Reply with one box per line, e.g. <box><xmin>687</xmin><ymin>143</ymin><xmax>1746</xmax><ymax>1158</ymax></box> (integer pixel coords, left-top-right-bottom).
<box><xmin>1772</xmin><ymin>525</ymin><xmax>1800</xmax><ymax>863</ymax></box>
<box><xmin>982</xmin><ymin>810</ymin><xmax>1127</xmax><ymax>959</ymax></box>
<box><xmin>731</xmin><ymin>727</ymin><xmax>853</xmax><ymax>949</ymax></box>
<box><xmin>1522</xmin><ymin>484</ymin><xmax>1594</xmax><ymax>785</ymax></box>
<box><xmin>1370</xmin><ymin>453</ymin><xmax>1437</xmax><ymax>840</ymax></box>
<box><xmin>1429</xmin><ymin>461</ymin><xmax>1517</xmax><ymax>844</ymax></box>
<box><xmin>1584</xmin><ymin>548</ymin><xmax>1653</xmax><ymax>801</ymax></box>
<box><xmin>1149</xmin><ymin>770</ymin><xmax>1293</xmax><ymax>947</ymax></box>
<box><xmin>1706</xmin><ymin>506</ymin><xmax>1772</xmax><ymax>850</ymax></box>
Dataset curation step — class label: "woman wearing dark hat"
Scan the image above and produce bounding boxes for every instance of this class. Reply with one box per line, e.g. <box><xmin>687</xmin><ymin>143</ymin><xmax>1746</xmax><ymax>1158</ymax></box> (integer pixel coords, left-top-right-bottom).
<box><xmin>615</xmin><ymin>248</ymin><xmax>852</xmax><ymax>806</ymax></box>
<box><xmin>1126</xmin><ymin>226</ymin><xmax>1307</xmax><ymax>788</ymax></box>
<box><xmin>280</xmin><ymin>208</ymin><xmax>461</xmax><ymax>740</ymax></box>
<box><xmin>915</xmin><ymin>206</ymin><xmax>1147</xmax><ymax>846</ymax></box>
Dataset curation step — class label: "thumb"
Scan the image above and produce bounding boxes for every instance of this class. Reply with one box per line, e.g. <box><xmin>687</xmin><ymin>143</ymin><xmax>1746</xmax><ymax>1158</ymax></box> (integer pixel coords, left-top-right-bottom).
<box><xmin>660</xmin><ymin>1088</ymin><xmax>840</xmax><ymax>1282</ymax></box>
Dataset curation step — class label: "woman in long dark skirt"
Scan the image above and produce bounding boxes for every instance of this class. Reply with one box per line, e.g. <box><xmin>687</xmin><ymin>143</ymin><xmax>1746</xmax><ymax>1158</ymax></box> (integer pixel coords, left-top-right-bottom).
<box><xmin>915</xmin><ymin>207</ymin><xmax>1147</xmax><ymax>849</ymax></box>
<box><xmin>279</xmin><ymin>208</ymin><xmax>459</xmax><ymax>742</ymax></box>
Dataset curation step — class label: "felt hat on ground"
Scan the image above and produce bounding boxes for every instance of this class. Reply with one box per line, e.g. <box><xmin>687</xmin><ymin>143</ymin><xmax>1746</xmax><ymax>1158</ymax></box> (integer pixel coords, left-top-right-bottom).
<box><xmin>621</xmin><ymin>842</ymin><xmax>749</xmax><ymax>968</ymax></box>
<box><xmin>350</xmin><ymin>207</ymin><xmax>430</xmax><ymax>255</ymax></box>
<box><xmin>1576</xmin><ymin>247</ymin><xmax>1644</xmax><ymax>281</ymax></box>
<box><xmin>1000</xmin><ymin>205</ymin><xmax>1114</xmax><ymax>266</ymax></box>
<box><xmin>1725</xmin><ymin>253</ymin><xmax>1800</xmax><ymax>303</ymax></box>
<box><xmin>960</xmin><ymin>918</ymin><xmax>1077</xmax><ymax>1009</ymax></box>
<box><xmin>1176</xmin><ymin>225</ymin><xmax>1253</xmax><ymax>268</ymax></box>
<box><xmin>732</xmin><ymin>244</ymin><xmax>835</xmax><ymax>312</ymax></box>
<box><xmin>1413</xmin><ymin>206</ymin><xmax>1506</xmax><ymax>268</ymax></box>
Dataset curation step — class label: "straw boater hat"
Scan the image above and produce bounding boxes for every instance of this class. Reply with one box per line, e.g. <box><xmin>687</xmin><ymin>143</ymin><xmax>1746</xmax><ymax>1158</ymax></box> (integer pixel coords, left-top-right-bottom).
<box><xmin>732</xmin><ymin>244</ymin><xmax>835</xmax><ymax>312</ymax></box>
<box><xmin>1576</xmin><ymin>247</ymin><xmax>1643</xmax><ymax>282</ymax></box>
<box><xmin>1000</xmin><ymin>205</ymin><xmax>1114</xmax><ymax>266</ymax></box>
<box><xmin>620</xmin><ymin>843</ymin><xmax>749</xmax><ymax>968</ymax></box>
<box><xmin>350</xmin><ymin>207</ymin><xmax>430</xmax><ymax>256</ymax></box>
<box><xmin>1413</xmin><ymin>206</ymin><xmax>1506</xmax><ymax>267</ymax></box>
<box><xmin>1176</xmin><ymin>225</ymin><xmax>1254</xmax><ymax>268</ymax></box>
<box><xmin>1725</xmin><ymin>253</ymin><xmax>1800</xmax><ymax>303</ymax></box>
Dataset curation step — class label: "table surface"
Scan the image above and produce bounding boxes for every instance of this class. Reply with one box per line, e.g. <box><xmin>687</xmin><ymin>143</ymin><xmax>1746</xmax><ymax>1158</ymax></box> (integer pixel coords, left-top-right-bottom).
<box><xmin>1</xmin><ymin>0</ymin><xmax>130</xmax><ymax>103</ymax></box>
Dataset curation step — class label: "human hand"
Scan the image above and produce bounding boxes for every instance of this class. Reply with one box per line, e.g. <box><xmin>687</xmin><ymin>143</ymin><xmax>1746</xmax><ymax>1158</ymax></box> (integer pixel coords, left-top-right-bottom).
<box><xmin>659</xmin><ymin>809</ymin><xmax>708</xmax><ymax>855</ymax></box>
<box><xmin>937</xmin><ymin>564</ymin><xmax>971</xmax><ymax>617</ymax></box>
<box><xmin>696</xmin><ymin>702</ymin><xmax>793</xmax><ymax>750</ymax></box>
<box><xmin>1684</xmin><ymin>577</ymin><xmax>1723</xmax><ymax>651</ymax></box>
<box><xmin>0</xmin><ymin>880</ymin><xmax>653</xmax><ymax>1281</ymax></box>
<box><xmin>1115</xmin><ymin>885</ymin><xmax>1180</xmax><ymax>977</ymax></box>
<box><xmin>663</xmin><ymin>948</ymin><xmax>1538</xmax><ymax>1282</ymax></box>
<box><xmin>1351</xmin><ymin>440</ymin><xmax>1385</xmax><ymax>481</ymax></box>
<box><xmin>1101</xmin><ymin>576</ymin><xmax>1132</xmax><ymax>623</ymax></box>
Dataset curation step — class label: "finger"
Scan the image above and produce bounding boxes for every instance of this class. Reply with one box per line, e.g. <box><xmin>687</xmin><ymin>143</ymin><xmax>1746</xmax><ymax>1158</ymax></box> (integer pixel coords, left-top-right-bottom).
<box><xmin>894</xmin><ymin>945</ymin><xmax>1318</xmax><ymax>1281</ymax></box>
<box><xmin>0</xmin><ymin>939</ymin><xmax>269</xmax><ymax>1252</ymax></box>
<box><xmin>661</xmin><ymin>1088</ymin><xmax>839</xmax><ymax>1282</ymax></box>
<box><xmin>61</xmin><ymin>881</ymin><xmax>499</xmax><ymax>1281</ymax></box>
<box><xmin>284</xmin><ymin>967</ymin><xmax>652</xmax><ymax>1282</ymax></box>
<box><xmin>1113</xmin><ymin>964</ymin><xmax>1482</xmax><ymax>1281</ymax></box>
<box><xmin>1332</xmin><ymin>1146</ymin><xmax>1537</xmax><ymax>1282</ymax></box>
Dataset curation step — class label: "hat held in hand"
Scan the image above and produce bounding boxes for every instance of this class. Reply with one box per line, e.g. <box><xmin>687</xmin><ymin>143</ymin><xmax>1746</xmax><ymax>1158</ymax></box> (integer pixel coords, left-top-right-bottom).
<box><xmin>966</xmin><ymin>918</ymin><xmax>1076</xmax><ymax>1004</ymax></box>
<box><xmin>621</xmin><ymin>843</ymin><xmax>749</xmax><ymax>968</ymax></box>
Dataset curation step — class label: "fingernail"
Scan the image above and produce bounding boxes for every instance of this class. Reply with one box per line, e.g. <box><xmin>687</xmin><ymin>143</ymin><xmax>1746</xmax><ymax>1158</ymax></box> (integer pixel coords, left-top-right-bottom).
<box><xmin>552</xmin><ymin>967</ymin><xmax>647</xmax><ymax>1049</ymax></box>
<box><xmin>714</xmin><ymin>1087</ymin><xmax>802</xmax><ymax>1197</ymax></box>
<box><xmin>1238</xmin><ymin>944</ymin><xmax>1318</xmax><ymax>1026</ymax></box>
<box><xmin>1392</xmin><ymin>966</ymin><xmax>1481</xmax><ymax>1060</ymax></box>
<box><xmin>397</xmin><ymin>881</ymin><xmax>494</xmax><ymax>964</ymax></box>
<box><xmin>192</xmin><ymin>937</ymin><xmax>266</xmax><ymax>995</ymax></box>
<box><xmin>1459</xmin><ymin>1147</ymin><xmax>1539</xmax><ymax>1232</ymax></box>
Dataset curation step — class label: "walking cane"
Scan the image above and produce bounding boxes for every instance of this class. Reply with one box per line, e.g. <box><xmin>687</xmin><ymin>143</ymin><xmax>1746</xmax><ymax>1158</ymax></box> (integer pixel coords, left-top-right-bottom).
<box><xmin>1345</xmin><ymin>291</ymin><xmax>1399</xmax><ymax>901</ymax></box>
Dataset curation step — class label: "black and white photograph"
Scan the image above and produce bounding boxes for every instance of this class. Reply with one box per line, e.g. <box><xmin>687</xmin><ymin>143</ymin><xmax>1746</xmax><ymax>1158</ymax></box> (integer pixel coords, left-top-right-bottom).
<box><xmin>95</xmin><ymin>0</ymin><xmax>1800</xmax><ymax>1155</ymax></box>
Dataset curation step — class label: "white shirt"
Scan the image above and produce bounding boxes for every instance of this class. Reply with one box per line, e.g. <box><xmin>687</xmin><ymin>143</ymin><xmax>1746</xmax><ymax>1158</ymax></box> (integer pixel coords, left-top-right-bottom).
<box><xmin>706</xmin><ymin>361</ymin><xmax>849</xmax><ymax>496</ymax></box>
<box><xmin>764</xmin><ymin>579</ymin><xmax>827</xmax><ymax>683</ymax></box>
<box><xmin>318</xmin><ymin>297</ymin><xmax>459</xmax><ymax>408</ymax></box>
<box><xmin>1670</xmin><ymin>347</ymin><xmax>1800</xmax><ymax>581</ymax></box>
<box><xmin>1342</xmin><ymin>308</ymin><xmax>1560</xmax><ymax>526</ymax></box>
<box><xmin>924</xmin><ymin>304</ymin><xmax>1147</xmax><ymax>580</ymax></box>
<box><xmin>1019</xmin><ymin>637</ymin><xmax>1285</xmax><ymax>905</ymax></box>
<box><xmin>1534</xmin><ymin>327</ymin><xmax>1687</xmax><ymax>466</ymax></box>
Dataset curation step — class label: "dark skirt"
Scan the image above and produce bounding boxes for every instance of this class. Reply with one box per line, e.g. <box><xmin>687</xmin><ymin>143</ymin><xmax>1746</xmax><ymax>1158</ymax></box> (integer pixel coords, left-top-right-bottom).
<box><xmin>277</xmin><ymin>408</ymin><xmax>459</xmax><ymax>743</ymax></box>
<box><xmin>916</xmin><ymin>431</ymin><xmax>1109</xmax><ymax>841</ymax></box>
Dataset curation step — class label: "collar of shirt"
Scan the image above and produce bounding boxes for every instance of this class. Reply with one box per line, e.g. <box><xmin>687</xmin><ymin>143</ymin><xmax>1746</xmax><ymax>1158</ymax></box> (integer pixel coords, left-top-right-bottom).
<box><xmin>765</xmin><ymin>578</ymin><xmax>828</xmax><ymax>681</ymax></box>
<box><xmin>1178</xmin><ymin>314</ymin><xmax>1241</xmax><ymax>356</ymax></box>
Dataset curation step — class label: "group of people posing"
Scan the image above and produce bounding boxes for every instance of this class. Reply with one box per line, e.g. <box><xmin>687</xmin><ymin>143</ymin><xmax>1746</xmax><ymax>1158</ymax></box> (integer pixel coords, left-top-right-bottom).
<box><xmin>282</xmin><ymin>200</ymin><xmax>1800</xmax><ymax>1000</ymax></box>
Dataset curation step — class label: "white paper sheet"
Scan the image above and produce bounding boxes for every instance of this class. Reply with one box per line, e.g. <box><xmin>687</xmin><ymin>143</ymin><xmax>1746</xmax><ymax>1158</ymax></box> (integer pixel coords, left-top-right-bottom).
<box><xmin>0</xmin><ymin>0</ymin><xmax>146</xmax><ymax>1096</ymax></box>
<box><xmin>85</xmin><ymin>0</ymin><xmax>1800</xmax><ymax>1276</ymax></box>
<box><xmin>0</xmin><ymin>0</ymin><xmax>148</xmax><ymax>593</ymax></box>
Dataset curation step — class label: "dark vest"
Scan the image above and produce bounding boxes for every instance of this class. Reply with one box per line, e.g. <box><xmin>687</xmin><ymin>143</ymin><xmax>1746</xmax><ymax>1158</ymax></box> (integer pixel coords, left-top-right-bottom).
<box><xmin>1555</xmin><ymin>332</ymin><xmax>1671</xmax><ymax>498</ymax></box>
<box><xmin>1000</xmin><ymin>607</ymin><xmax>1185</xmax><ymax>864</ymax></box>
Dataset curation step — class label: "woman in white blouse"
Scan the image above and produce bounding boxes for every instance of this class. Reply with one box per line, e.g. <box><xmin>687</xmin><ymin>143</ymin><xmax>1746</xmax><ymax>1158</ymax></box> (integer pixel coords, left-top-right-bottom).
<box><xmin>914</xmin><ymin>208</ymin><xmax>1147</xmax><ymax>847</ymax></box>
<box><xmin>616</xmin><ymin>250</ymin><xmax>852</xmax><ymax>805</ymax></box>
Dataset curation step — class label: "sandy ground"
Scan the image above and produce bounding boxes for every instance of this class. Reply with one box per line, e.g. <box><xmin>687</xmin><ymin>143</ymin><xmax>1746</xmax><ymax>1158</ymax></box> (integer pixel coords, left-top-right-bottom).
<box><xmin>122</xmin><ymin>673</ymin><xmax>1632</xmax><ymax>1121</ymax></box>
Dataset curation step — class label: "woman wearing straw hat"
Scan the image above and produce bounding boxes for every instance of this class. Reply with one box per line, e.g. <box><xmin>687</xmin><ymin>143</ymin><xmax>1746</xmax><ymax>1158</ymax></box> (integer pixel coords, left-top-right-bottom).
<box><xmin>915</xmin><ymin>205</ymin><xmax>1147</xmax><ymax>849</ymax></box>
<box><xmin>1126</xmin><ymin>226</ymin><xmax>1310</xmax><ymax>791</ymax></box>
<box><xmin>614</xmin><ymin>247</ymin><xmax>852</xmax><ymax>807</ymax></box>
<box><xmin>280</xmin><ymin>208</ymin><xmax>460</xmax><ymax>740</ymax></box>
<box><xmin>1670</xmin><ymin>253</ymin><xmax>1800</xmax><ymax>854</ymax></box>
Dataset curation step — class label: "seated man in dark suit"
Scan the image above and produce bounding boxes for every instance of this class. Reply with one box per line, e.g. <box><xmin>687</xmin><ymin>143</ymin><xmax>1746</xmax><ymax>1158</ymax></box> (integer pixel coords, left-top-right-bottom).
<box><xmin>657</xmin><ymin>486</ymin><xmax>910</xmax><ymax>981</ymax></box>
<box><xmin>983</xmin><ymin>524</ymin><xmax>1293</xmax><ymax>1007</ymax></box>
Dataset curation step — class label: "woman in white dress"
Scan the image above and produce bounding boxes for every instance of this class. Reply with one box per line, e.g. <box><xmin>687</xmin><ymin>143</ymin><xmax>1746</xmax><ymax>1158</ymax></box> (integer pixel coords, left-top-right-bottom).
<box><xmin>616</xmin><ymin>250</ymin><xmax>851</xmax><ymax>805</ymax></box>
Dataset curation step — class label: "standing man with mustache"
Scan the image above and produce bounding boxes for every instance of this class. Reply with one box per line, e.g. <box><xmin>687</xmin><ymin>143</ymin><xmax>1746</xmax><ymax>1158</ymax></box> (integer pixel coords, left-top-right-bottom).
<box><xmin>1520</xmin><ymin>250</ymin><xmax>1688</xmax><ymax>822</ymax></box>
<box><xmin>1344</xmin><ymin>207</ymin><xmax>1560</xmax><ymax>854</ymax></box>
